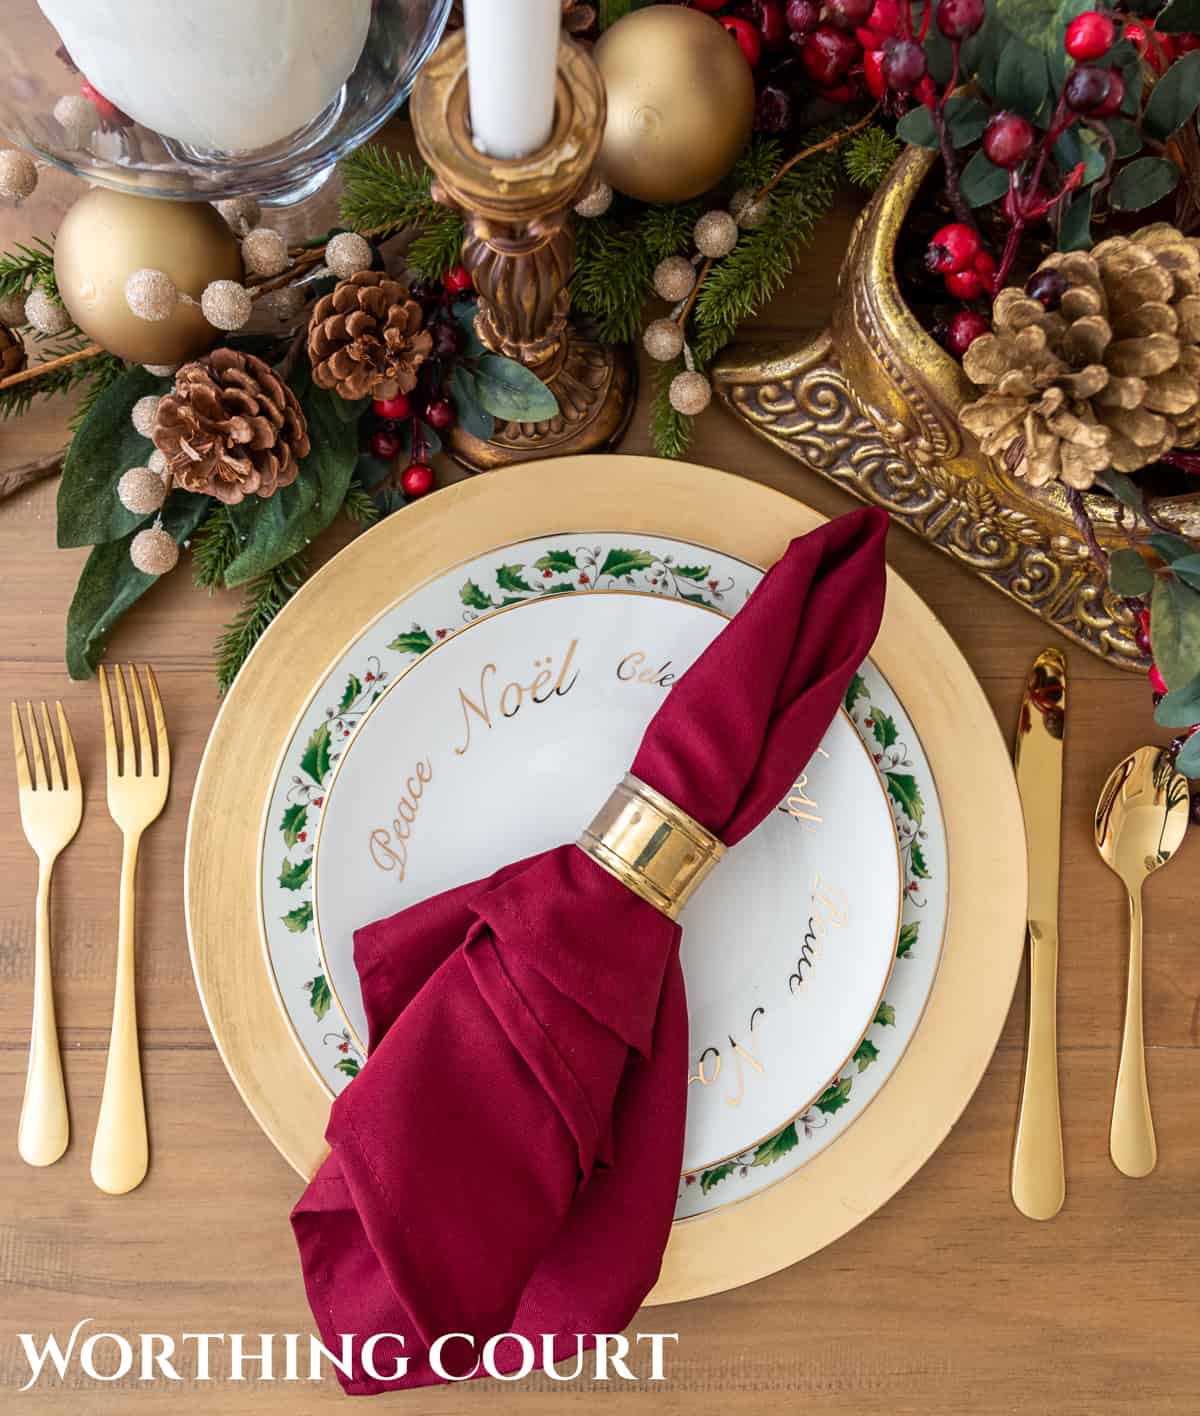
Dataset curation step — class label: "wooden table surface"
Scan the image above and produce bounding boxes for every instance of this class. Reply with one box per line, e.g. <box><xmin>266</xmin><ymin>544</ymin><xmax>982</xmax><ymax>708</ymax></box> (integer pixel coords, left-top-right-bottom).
<box><xmin>0</xmin><ymin>127</ymin><xmax>1197</xmax><ymax>1416</ymax></box>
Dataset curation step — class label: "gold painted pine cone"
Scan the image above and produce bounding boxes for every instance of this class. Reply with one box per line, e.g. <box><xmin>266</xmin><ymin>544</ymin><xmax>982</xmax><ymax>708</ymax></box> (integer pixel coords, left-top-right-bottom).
<box><xmin>307</xmin><ymin>270</ymin><xmax>433</xmax><ymax>402</ymax></box>
<box><xmin>153</xmin><ymin>348</ymin><xmax>310</xmax><ymax>505</ymax></box>
<box><xmin>0</xmin><ymin>322</ymin><xmax>25</xmax><ymax>378</ymax></box>
<box><xmin>960</xmin><ymin>223</ymin><xmax>1200</xmax><ymax>491</ymax></box>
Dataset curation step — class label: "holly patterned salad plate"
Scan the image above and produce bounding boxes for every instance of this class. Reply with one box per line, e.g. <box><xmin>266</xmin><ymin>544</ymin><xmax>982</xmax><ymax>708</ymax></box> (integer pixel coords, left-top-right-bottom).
<box><xmin>309</xmin><ymin>588</ymin><xmax>904</xmax><ymax>1178</ymax></box>
<box><xmin>188</xmin><ymin>457</ymin><xmax>1025</xmax><ymax>1301</ymax></box>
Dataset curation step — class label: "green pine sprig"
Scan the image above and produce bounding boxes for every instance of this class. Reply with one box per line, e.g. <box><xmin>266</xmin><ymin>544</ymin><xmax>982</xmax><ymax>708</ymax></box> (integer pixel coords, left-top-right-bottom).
<box><xmin>191</xmin><ymin>505</ymin><xmax>241</xmax><ymax>590</ymax></box>
<box><xmin>338</xmin><ymin>145</ymin><xmax>464</xmax><ymax>279</ymax></box>
<box><xmin>0</xmin><ymin>345</ymin><xmax>123</xmax><ymax>422</ymax></box>
<box><xmin>650</xmin><ymin>355</ymin><xmax>692</xmax><ymax>461</ymax></box>
<box><xmin>341</xmin><ymin>479</ymin><xmax>380</xmax><ymax>525</ymax></box>
<box><xmin>213</xmin><ymin>551</ymin><xmax>308</xmax><ymax>694</ymax></box>
<box><xmin>843</xmin><ymin>126</ymin><xmax>902</xmax><ymax>190</ymax></box>
<box><xmin>0</xmin><ymin>236</ymin><xmax>60</xmax><ymax>306</ymax></box>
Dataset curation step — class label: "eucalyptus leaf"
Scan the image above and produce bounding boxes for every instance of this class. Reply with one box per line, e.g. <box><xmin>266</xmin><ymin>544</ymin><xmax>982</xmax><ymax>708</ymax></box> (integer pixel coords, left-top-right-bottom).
<box><xmin>1110</xmin><ymin>156</ymin><xmax>1180</xmax><ymax>212</ymax></box>
<box><xmin>472</xmin><ymin>354</ymin><xmax>558</xmax><ymax>423</ymax></box>
<box><xmin>65</xmin><ymin>492</ymin><xmax>211</xmax><ymax>679</ymax></box>
<box><xmin>1170</xmin><ymin>553</ymin><xmax>1200</xmax><ymax>592</ymax></box>
<box><xmin>1156</xmin><ymin>0</ymin><xmax>1200</xmax><ymax>32</ymax></box>
<box><xmin>995</xmin><ymin>33</ymin><xmax>1051</xmax><ymax>118</ymax></box>
<box><xmin>1177</xmin><ymin>730</ymin><xmax>1200</xmax><ymax>777</ymax></box>
<box><xmin>1150</xmin><ymin>574</ymin><xmax>1200</xmax><ymax>690</ymax></box>
<box><xmin>1154</xmin><ymin>671</ymin><xmax>1200</xmax><ymax>728</ymax></box>
<box><xmin>1142</xmin><ymin>51</ymin><xmax>1200</xmax><ymax>139</ymax></box>
<box><xmin>1095</xmin><ymin>468</ymin><xmax>1146</xmax><ymax>515</ymax></box>
<box><xmin>1104</xmin><ymin>118</ymin><xmax>1142</xmax><ymax>160</ymax></box>
<box><xmin>451</xmin><ymin>365</ymin><xmax>495</xmax><ymax>441</ymax></box>
<box><xmin>895</xmin><ymin>105</ymin><xmax>938</xmax><ymax>150</ymax></box>
<box><xmin>223</xmin><ymin>378</ymin><xmax>358</xmax><ymax>586</ymax></box>
<box><xmin>1150</xmin><ymin>532</ymin><xmax>1196</xmax><ymax>564</ymax></box>
<box><xmin>1109</xmin><ymin>547</ymin><xmax>1153</xmax><ymax>596</ymax></box>
<box><xmin>57</xmin><ymin>366</ymin><xmax>173</xmax><ymax>548</ymax></box>
<box><xmin>452</xmin><ymin>299</ymin><xmax>486</xmax><ymax>358</ymax></box>
<box><xmin>961</xmin><ymin>150</ymin><xmax>1011</xmax><ymax>207</ymax></box>
<box><xmin>895</xmin><ymin>97</ymin><xmax>989</xmax><ymax>151</ymax></box>
<box><xmin>1054</xmin><ymin>127</ymin><xmax>1106</xmax><ymax>186</ymax></box>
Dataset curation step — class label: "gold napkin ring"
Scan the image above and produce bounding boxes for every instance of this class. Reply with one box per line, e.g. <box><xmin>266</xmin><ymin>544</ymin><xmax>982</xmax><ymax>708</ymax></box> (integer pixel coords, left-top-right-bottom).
<box><xmin>577</xmin><ymin>773</ymin><xmax>725</xmax><ymax>920</ymax></box>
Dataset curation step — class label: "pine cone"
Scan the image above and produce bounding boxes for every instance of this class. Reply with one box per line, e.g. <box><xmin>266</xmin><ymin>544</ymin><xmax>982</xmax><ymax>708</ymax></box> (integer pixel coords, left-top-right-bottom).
<box><xmin>307</xmin><ymin>271</ymin><xmax>433</xmax><ymax>401</ymax></box>
<box><xmin>0</xmin><ymin>323</ymin><xmax>25</xmax><ymax>378</ymax></box>
<box><xmin>961</xmin><ymin>223</ymin><xmax>1200</xmax><ymax>490</ymax></box>
<box><xmin>153</xmin><ymin>348</ymin><xmax>310</xmax><ymax>506</ymax></box>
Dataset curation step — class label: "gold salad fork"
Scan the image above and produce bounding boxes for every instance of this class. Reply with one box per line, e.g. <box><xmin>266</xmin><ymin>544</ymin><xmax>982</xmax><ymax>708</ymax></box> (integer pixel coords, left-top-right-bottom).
<box><xmin>12</xmin><ymin>701</ymin><xmax>82</xmax><ymax>1167</ymax></box>
<box><xmin>92</xmin><ymin>665</ymin><xmax>169</xmax><ymax>1195</ymax></box>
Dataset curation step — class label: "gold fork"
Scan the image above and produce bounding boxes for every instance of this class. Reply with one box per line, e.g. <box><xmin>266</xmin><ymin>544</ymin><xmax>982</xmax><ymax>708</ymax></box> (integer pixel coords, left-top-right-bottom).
<box><xmin>92</xmin><ymin>665</ymin><xmax>169</xmax><ymax>1195</ymax></box>
<box><xmin>12</xmin><ymin>701</ymin><xmax>82</xmax><ymax>1167</ymax></box>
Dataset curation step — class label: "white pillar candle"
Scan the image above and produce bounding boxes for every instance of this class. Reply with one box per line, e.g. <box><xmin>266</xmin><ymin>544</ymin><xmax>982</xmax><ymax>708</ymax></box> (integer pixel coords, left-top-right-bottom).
<box><xmin>38</xmin><ymin>0</ymin><xmax>371</xmax><ymax>153</ymax></box>
<box><xmin>464</xmin><ymin>0</ymin><xmax>559</xmax><ymax>160</ymax></box>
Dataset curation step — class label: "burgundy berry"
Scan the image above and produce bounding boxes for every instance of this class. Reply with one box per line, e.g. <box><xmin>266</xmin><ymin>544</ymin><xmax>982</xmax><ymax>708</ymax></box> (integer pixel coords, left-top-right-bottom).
<box><xmin>400</xmin><ymin>462</ymin><xmax>436</xmax><ymax>499</ymax></box>
<box><xmin>1025</xmin><ymin>269</ymin><xmax>1069</xmax><ymax>309</ymax></box>
<box><xmin>863</xmin><ymin>47</ymin><xmax>886</xmax><ymax>98</ymax></box>
<box><xmin>945</xmin><ymin>266</ymin><xmax>986</xmax><ymax>299</ymax></box>
<box><xmin>443</xmin><ymin>264</ymin><xmax>472</xmax><ymax>296</ymax></box>
<box><xmin>755</xmin><ymin>82</ymin><xmax>795</xmax><ymax>133</ymax></box>
<box><xmin>372</xmin><ymin>393</ymin><xmax>412</xmax><ymax>419</ymax></box>
<box><xmin>880</xmin><ymin>37</ymin><xmax>927</xmax><ymax>92</ymax></box>
<box><xmin>1134</xmin><ymin>620</ymin><xmax>1153</xmax><ymax>658</ymax></box>
<box><xmin>424</xmin><ymin>397</ymin><xmax>456</xmax><ymax>431</ymax></box>
<box><xmin>945</xmin><ymin>310</ymin><xmax>990</xmax><ymax>355</ymax></box>
<box><xmin>721</xmin><ymin>15</ymin><xmax>762</xmax><ymax>66</ymax></box>
<box><xmin>1064</xmin><ymin>11</ymin><xmax>1115</xmax><ymax>62</ymax></box>
<box><xmin>926</xmin><ymin>221</ymin><xmax>981</xmax><ymax>275</ymax></box>
<box><xmin>1064</xmin><ymin>65</ymin><xmax>1111</xmax><ymax>113</ymax></box>
<box><xmin>936</xmin><ymin>0</ymin><xmax>985</xmax><ymax>41</ymax></box>
<box><xmin>982</xmin><ymin>110</ymin><xmax>1036</xmax><ymax>169</ymax></box>
<box><xmin>826</xmin><ymin>0</ymin><xmax>873</xmax><ymax>32</ymax></box>
<box><xmin>749</xmin><ymin>0</ymin><xmax>789</xmax><ymax>48</ymax></box>
<box><xmin>432</xmin><ymin>319</ymin><xmax>465</xmax><ymax>361</ymax></box>
<box><xmin>786</xmin><ymin>0</ymin><xmax>821</xmax><ymax>34</ymax></box>
<box><xmin>1174</xmin><ymin>33</ymin><xmax>1200</xmax><ymax>55</ymax></box>
<box><xmin>801</xmin><ymin>25</ymin><xmax>860</xmax><ymax>84</ymax></box>
<box><xmin>1093</xmin><ymin>68</ymin><xmax>1124</xmax><ymax>118</ymax></box>
<box><xmin>370</xmin><ymin>428</ymin><xmax>402</xmax><ymax>459</ymax></box>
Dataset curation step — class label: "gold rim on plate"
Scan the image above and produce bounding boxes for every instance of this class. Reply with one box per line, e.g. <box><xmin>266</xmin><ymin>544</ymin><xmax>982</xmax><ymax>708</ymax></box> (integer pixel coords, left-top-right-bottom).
<box><xmin>308</xmin><ymin>588</ymin><xmax>903</xmax><ymax>1178</ymax></box>
<box><xmin>185</xmin><ymin>456</ymin><xmax>1027</xmax><ymax>1305</ymax></box>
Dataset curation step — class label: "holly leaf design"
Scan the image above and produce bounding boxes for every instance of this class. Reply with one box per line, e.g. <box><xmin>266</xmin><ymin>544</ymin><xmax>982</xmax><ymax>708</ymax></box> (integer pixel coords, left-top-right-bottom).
<box><xmin>278</xmin><ymin>856</ymin><xmax>312</xmax><ymax>892</ymax></box>
<box><xmin>875</xmin><ymin>1001</ymin><xmax>896</xmax><ymax>1027</ymax></box>
<box><xmin>281</xmin><ymin>803</ymin><xmax>307</xmax><ymax>849</ymax></box>
<box><xmin>910</xmin><ymin>841</ymin><xmax>930</xmax><ymax>879</ymax></box>
<box><xmin>334</xmin><ymin>1056</ymin><xmax>361</xmax><ymax>1079</ymax></box>
<box><xmin>816</xmin><ymin>1077</ymin><xmax>852</xmax><ymax>1114</ymax></box>
<box><xmin>887</xmin><ymin>772</ymin><xmax>925</xmax><ymax>825</ymax></box>
<box><xmin>388</xmin><ymin>627</ymin><xmax>434</xmax><ymax>656</ymax></box>
<box><xmin>699</xmin><ymin>1162</ymin><xmax>736</xmax><ymax>1194</ymax></box>
<box><xmin>300</xmin><ymin>723</ymin><xmax>332</xmax><ymax>786</ymax></box>
<box><xmin>337</xmin><ymin>674</ymin><xmax>362</xmax><ymax>714</ymax></box>
<box><xmin>672</xmin><ymin>564</ymin><xmax>710</xmax><ymax>581</ymax></box>
<box><xmin>460</xmin><ymin>579</ymin><xmax>492</xmax><ymax>611</ymax></box>
<box><xmin>897</xmin><ymin>922</ymin><xmax>919</xmax><ymax>958</ymax></box>
<box><xmin>308</xmin><ymin>974</ymin><xmax>331</xmax><ymax>1019</ymax></box>
<box><xmin>534</xmin><ymin>549</ymin><xmax>577</xmax><ymax>574</ymax></box>
<box><xmin>283</xmin><ymin>902</ymin><xmax>314</xmax><ymax>934</ymax></box>
<box><xmin>495</xmin><ymin>563</ymin><xmax>533</xmax><ymax>593</ymax></box>
<box><xmin>750</xmin><ymin>1122</ymin><xmax>800</xmax><ymax>1167</ymax></box>
<box><xmin>872</xmin><ymin>711</ymin><xmax>898</xmax><ymax>750</ymax></box>
<box><xmin>854</xmin><ymin>1038</ymin><xmax>880</xmax><ymax>1072</ymax></box>
<box><xmin>844</xmin><ymin>673</ymin><xmax>867</xmax><ymax>713</ymax></box>
<box><xmin>598</xmin><ymin>548</ymin><xmax>655</xmax><ymax>580</ymax></box>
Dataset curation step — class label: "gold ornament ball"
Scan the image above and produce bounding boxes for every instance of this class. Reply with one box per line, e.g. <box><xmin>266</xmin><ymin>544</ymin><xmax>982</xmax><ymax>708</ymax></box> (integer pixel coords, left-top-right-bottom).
<box><xmin>130</xmin><ymin>525</ymin><xmax>179</xmax><ymax>576</ymax></box>
<box><xmin>643</xmin><ymin>318</ymin><xmax>685</xmax><ymax>362</ymax></box>
<box><xmin>55</xmin><ymin>188</ymin><xmax>243</xmax><ymax>364</ymax></box>
<box><xmin>593</xmin><ymin>7</ymin><xmax>755</xmax><ymax>203</ymax></box>
<box><xmin>118</xmin><ymin>466</ymin><xmax>167</xmax><ymax>515</ymax></box>
<box><xmin>669</xmin><ymin>370</ymin><xmax>712</xmax><ymax>416</ymax></box>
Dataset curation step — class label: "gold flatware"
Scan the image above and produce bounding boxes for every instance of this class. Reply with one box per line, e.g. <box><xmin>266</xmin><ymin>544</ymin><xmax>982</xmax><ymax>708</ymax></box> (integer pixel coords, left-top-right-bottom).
<box><xmin>1094</xmin><ymin>746</ymin><xmax>1188</xmax><ymax>1179</ymax></box>
<box><xmin>92</xmin><ymin>665</ymin><xmax>169</xmax><ymax>1195</ymax></box>
<box><xmin>12</xmin><ymin>702</ymin><xmax>82</xmax><ymax>1167</ymax></box>
<box><xmin>1011</xmin><ymin>649</ymin><xmax>1067</xmax><ymax>1221</ymax></box>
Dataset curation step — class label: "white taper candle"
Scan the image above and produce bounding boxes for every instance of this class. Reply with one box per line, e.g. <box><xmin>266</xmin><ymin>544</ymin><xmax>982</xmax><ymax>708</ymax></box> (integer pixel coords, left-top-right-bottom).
<box><xmin>463</xmin><ymin>0</ymin><xmax>560</xmax><ymax>160</ymax></box>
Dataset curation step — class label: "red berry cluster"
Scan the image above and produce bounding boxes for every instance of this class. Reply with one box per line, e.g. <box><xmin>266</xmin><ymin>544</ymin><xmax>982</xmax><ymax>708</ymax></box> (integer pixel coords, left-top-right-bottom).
<box><xmin>366</xmin><ymin>262</ymin><xmax>474</xmax><ymax>502</ymax></box>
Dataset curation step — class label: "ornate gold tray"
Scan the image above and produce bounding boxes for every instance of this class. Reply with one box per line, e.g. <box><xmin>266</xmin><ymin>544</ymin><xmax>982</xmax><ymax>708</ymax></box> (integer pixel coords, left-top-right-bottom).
<box><xmin>713</xmin><ymin>146</ymin><xmax>1200</xmax><ymax>673</ymax></box>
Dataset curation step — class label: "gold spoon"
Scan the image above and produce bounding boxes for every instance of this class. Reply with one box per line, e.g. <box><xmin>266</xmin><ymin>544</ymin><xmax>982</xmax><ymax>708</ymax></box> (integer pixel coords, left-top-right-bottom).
<box><xmin>1094</xmin><ymin>746</ymin><xmax>1189</xmax><ymax>1178</ymax></box>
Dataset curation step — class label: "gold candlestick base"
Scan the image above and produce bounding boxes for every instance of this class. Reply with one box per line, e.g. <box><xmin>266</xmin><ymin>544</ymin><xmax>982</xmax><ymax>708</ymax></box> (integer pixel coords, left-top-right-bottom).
<box><xmin>411</xmin><ymin>31</ymin><xmax>634</xmax><ymax>472</ymax></box>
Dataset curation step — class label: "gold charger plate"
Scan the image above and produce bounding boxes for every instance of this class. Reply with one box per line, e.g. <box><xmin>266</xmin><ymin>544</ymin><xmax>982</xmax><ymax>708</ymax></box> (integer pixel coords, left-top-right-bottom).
<box><xmin>185</xmin><ymin>455</ymin><xmax>1028</xmax><ymax>1306</ymax></box>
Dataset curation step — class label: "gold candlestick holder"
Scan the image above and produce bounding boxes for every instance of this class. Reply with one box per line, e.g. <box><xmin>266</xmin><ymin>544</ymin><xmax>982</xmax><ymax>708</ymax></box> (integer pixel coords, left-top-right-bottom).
<box><xmin>411</xmin><ymin>31</ymin><xmax>634</xmax><ymax>472</ymax></box>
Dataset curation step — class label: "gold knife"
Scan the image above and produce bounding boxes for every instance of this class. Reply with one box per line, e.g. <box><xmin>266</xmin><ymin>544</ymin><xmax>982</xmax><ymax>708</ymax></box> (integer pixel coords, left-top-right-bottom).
<box><xmin>1011</xmin><ymin>648</ymin><xmax>1067</xmax><ymax>1221</ymax></box>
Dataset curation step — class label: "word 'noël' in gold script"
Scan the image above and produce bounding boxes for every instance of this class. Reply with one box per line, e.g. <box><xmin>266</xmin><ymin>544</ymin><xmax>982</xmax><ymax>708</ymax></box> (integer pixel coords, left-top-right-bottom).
<box><xmin>688</xmin><ymin>1006</ymin><xmax>765</xmax><ymax>1107</ymax></box>
<box><xmin>368</xmin><ymin>758</ymin><xmax>433</xmax><ymax>881</ymax></box>
<box><xmin>454</xmin><ymin>639</ymin><xmax>580</xmax><ymax>757</ymax></box>
<box><xmin>616</xmin><ymin>651</ymin><xmax>678</xmax><ymax>688</ymax></box>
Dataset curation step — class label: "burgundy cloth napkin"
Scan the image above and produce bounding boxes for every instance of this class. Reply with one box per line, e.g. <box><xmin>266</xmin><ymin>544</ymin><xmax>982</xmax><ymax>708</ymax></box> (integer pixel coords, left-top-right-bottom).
<box><xmin>292</xmin><ymin>507</ymin><xmax>888</xmax><ymax>1394</ymax></box>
